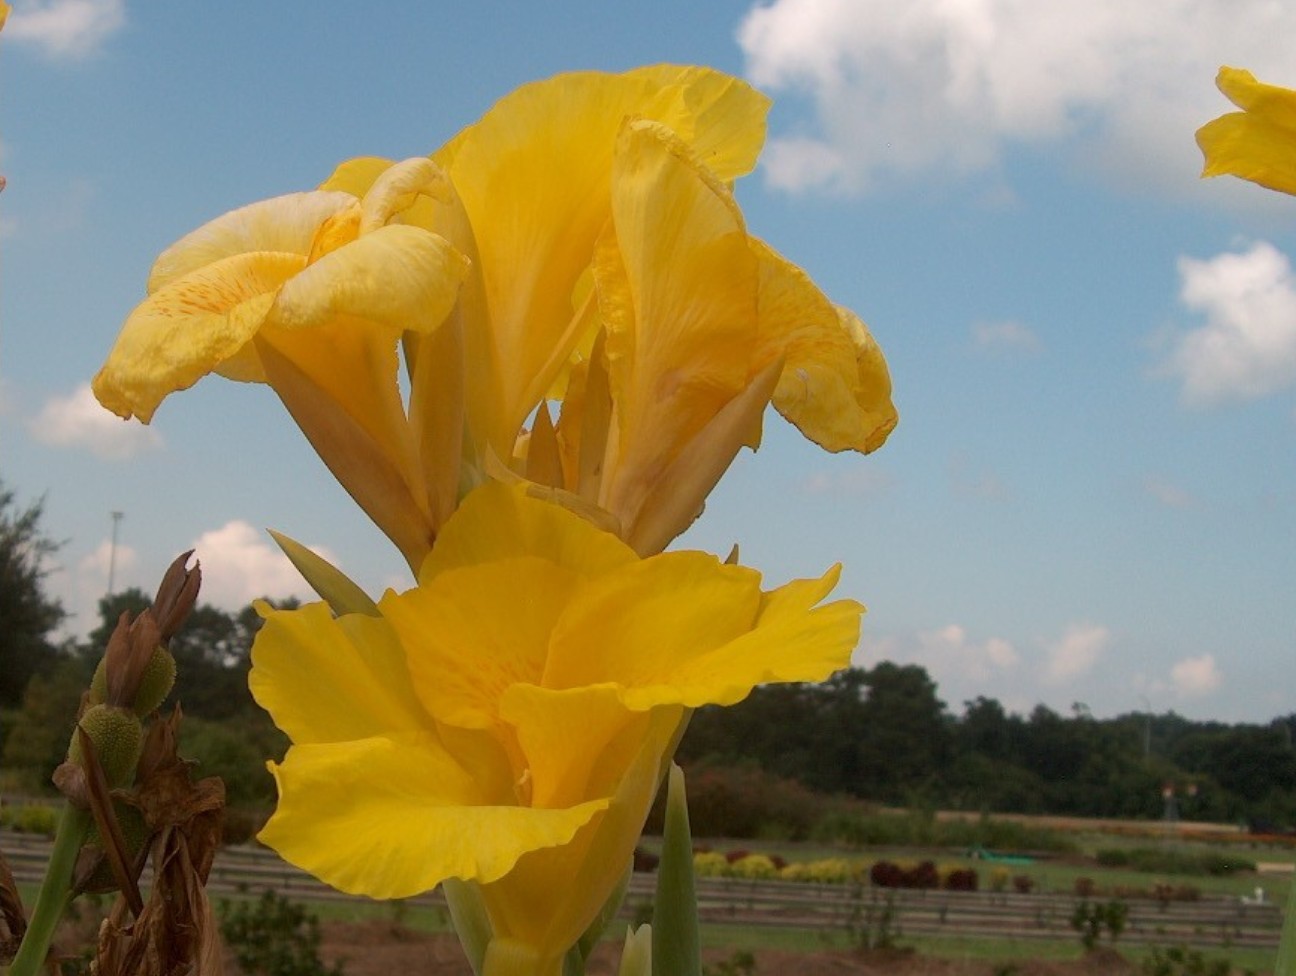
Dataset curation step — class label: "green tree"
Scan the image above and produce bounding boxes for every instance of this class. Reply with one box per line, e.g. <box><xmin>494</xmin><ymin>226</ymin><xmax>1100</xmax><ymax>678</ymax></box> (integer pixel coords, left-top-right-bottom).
<box><xmin>1</xmin><ymin>656</ymin><xmax>91</xmax><ymax>790</ymax></box>
<box><xmin>0</xmin><ymin>483</ymin><xmax>66</xmax><ymax>707</ymax></box>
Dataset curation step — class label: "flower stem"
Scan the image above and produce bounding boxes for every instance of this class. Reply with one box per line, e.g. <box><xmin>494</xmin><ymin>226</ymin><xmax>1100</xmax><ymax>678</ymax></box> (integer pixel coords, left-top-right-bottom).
<box><xmin>7</xmin><ymin>804</ymin><xmax>91</xmax><ymax>976</ymax></box>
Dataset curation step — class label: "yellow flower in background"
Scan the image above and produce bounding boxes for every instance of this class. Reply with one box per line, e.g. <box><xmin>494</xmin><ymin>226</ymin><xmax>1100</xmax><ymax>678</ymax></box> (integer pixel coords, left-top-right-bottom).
<box><xmin>1198</xmin><ymin>66</ymin><xmax>1296</xmax><ymax>195</ymax></box>
<box><xmin>93</xmin><ymin>160</ymin><xmax>470</xmax><ymax>569</ymax></box>
<box><xmin>249</xmin><ymin>482</ymin><xmax>862</xmax><ymax>975</ymax></box>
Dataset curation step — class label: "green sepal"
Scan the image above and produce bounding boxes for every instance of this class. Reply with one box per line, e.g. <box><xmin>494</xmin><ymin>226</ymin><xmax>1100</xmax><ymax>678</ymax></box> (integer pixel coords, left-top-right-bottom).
<box><xmin>442</xmin><ymin>878</ymin><xmax>492</xmax><ymax>976</ymax></box>
<box><xmin>652</xmin><ymin>763</ymin><xmax>699</xmax><ymax>976</ymax></box>
<box><xmin>268</xmin><ymin>529</ymin><xmax>379</xmax><ymax>617</ymax></box>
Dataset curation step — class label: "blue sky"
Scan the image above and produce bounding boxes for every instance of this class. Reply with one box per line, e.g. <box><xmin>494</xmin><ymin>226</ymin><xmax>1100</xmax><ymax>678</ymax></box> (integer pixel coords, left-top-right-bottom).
<box><xmin>2</xmin><ymin>0</ymin><xmax>1294</xmax><ymax>724</ymax></box>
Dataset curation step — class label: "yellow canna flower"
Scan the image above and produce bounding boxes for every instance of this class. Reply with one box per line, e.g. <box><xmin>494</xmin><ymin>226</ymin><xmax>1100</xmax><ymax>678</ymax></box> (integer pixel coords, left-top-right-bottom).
<box><xmin>93</xmin><ymin>160</ymin><xmax>470</xmax><ymax>570</ymax></box>
<box><xmin>249</xmin><ymin>481</ymin><xmax>862</xmax><ymax>975</ymax></box>
<box><xmin>1197</xmin><ymin>66</ymin><xmax>1296</xmax><ymax>195</ymax></box>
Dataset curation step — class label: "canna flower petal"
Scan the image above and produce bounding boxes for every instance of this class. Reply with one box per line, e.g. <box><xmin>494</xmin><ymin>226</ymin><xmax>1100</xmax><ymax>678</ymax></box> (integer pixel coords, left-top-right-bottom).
<box><xmin>250</xmin><ymin>482</ymin><xmax>861</xmax><ymax>966</ymax></box>
<box><xmin>260</xmin><ymin>735</ymin><xmax>608</xmax><ymax>899</ymax></box>
<box><xmin>1198</xmin><ymin>66</ymin><xmax>1296</xmax><ymax>195</ymax></box>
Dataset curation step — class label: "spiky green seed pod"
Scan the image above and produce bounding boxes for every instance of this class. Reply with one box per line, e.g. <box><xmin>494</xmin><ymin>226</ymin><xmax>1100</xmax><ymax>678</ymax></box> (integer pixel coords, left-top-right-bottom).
<box><xmin>132</xmin><ymin>646</ymin><xmax>176</xmax><ymax>716</ymax></box>
<box><xmin>89</xmin><ymin>658</ymin><xmax>108</xmax><ymax>705</ymax></box>
<box><xmin>69</xmin><ymin>704</ymin><xmax>143</xmax><ymax>787</ymax></box>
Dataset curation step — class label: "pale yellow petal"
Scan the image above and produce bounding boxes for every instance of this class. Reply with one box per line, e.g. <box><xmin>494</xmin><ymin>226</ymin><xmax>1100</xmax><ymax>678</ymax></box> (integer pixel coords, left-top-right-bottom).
<box><xmin>261</xmin><ymin>736</ymin><xmax>607</xmax><ymax>899</ymax></box>
<box><xmin>417</xmin><ymin>481</ymin><xmax>636</xmax><ymax>584</ymax></box>
<box><xmin>598</xmin><ymin>120</ymin><xmax>758</xmax><ymax>527</ymax></box>
<box><xmin>248</xmin><ymin>602</ymin><xmax>428</xmax><ymax>745</ymax></box>
<box><xmin>319</xmin><ymin>156</ymin><xmax>395</xmax><ymax>196</ymax></box>
<box><xmin>268</xmin><ymin>223</ymin><xmax>469</xmax><ymax>336</ymax></box>
<box><xmin>93</xmin><ymin>251</ymin><xmax>304</xmax><ymax>421</ymax></box>
<box><xmin>147</xmin><ymin>192</ymin><xmax>355</xmax><ymax>292</ymax></box>
<box><xmin>754</xmin><ymin>240</ymin><xmax>898</xmax><ymax>453</ymax></box>
<box><xmin>434</xmin><ymin>66</ymin><xmax>769</xmax><ymax>457</ymax></box>
<box><xmin>359</xmin><ymin>156</ymin><xmax>451</xmax><ymax>233</ymax></box>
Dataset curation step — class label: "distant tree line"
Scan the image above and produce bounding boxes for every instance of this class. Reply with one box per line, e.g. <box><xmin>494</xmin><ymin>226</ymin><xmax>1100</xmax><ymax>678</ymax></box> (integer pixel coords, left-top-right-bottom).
<box><xmin>678</xmin><ymin>662</ymin><xmax>1296</xmax><ymax>826</ymax></box>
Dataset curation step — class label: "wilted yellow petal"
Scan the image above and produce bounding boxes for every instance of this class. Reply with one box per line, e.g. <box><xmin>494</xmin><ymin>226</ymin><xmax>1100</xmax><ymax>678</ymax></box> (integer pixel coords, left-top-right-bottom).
<box><xmin>148</xmin><ymin>192</ymin><xmax>355</xmax><ymax>292</ymax></box>
<box><xmin>93</xmin><ymin>251</ymin><xmax>305</xmax><ymax>421</ymax></box>
<box><xmin>269</xmin><ymin>223</ymin><xmax>468</xmax><ymax>336</ymax></box>
<box><xmin>261</xmin><ymin>735</ymin><xmax>607</xmax><ymax>899</ymax></box>
<box><xmin>755</xmin><ymin>241</ymin><xmax>898</xmax><ymax>453</ymax></box>
<box><xmin>1198</xmin><ymin>67</ymin><xmax>1296</xmax><ymax>195</ymax></box>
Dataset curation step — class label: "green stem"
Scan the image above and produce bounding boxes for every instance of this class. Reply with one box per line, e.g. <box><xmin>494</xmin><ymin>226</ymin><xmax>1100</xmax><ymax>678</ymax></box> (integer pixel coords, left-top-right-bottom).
<box><xmin>7</xmin><ymin>804</ymin><xmax>91</xmax><ymax>976</ymax></box>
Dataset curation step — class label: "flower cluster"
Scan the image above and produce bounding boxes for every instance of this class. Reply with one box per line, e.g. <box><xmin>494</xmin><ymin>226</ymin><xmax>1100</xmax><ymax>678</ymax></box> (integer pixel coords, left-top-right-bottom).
<box><xmin>94</xmin><ymin>65</ymin><xmax>897</xmax><ymax>976</ymax></box>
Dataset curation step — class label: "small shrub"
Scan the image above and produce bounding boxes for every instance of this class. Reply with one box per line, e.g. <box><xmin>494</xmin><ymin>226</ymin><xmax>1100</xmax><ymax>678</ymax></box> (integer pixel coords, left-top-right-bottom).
<box><xmin>989</xmin><ymin>867</ymin><xmax>1010</xmax><ymax>892</ymax></box>
<box><xmin>693</xmin><ymin>851</ymin><xmax>730</xmax><ymax>878</ymax></box>
<box><xmin>220</xmin><ymin>890</ymin><xmax>345</xmax><ymax>976</ymax></box>
<box><xmin>1012</xmin><ymin>875</ymin><xmax>1035</xmax><ymax>894</ymax></box>
<box><xmin>9</xmin><ymin>805</ymin><xmax>58</xmax><ymax>836</ymax></box>
<box><xmin>1071</xmin><ymin>899</ymin><xmax>1129</xmax><ymax>951</ymax></box>
<box><xmin>1140</xmin><ymin>945</ymin><xmax>1230</xmax><ymax>976</ymax></box>
<box><xmin>728</xmin><ymin>854</ymin><xmax>779</xmax><ymax>880</ymax></box>
<box><xmin>632</xmin><ymin>847</ymin><xmax>659</xmax><ymax>872</ymax></box>
<box><xmin>1074</xmin><ymin>877</ymin><xmax>1097</xmax><ymax>898</ymax></box>
<box><xmin>944</xmin><ymin>869</ymin><xmax>978</xmax><ymax>892</ymax></box>
<box><xmin>704</xmin><ymin>950</ymin><xmax>757</xmax><ymax>976</ymax></box>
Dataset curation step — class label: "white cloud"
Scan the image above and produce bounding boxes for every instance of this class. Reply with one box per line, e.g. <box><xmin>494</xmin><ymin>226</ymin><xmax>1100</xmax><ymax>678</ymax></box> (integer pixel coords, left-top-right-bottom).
<box><xmin>737</xmin><ymin>0</ymin><xmax>1293</xmax><ymax>194</ymax></box>
<box><xmin>5</xmin><ymin>0</ymin><xmax>125</xmax><ymax>59</ymax></box>
<box><xmin>948</xmin><ymin>452</ymin><xmax>1009</xmax><ymax>501</ymax></box>
<box><xmin>972</xmin><ymin>320</ymin><xmax>1041</xmax><ymax>354</ymax></box>
<box><xmin>1162</xmin><ymin>242</ymin><xmax>1296</xmax><ymax>404</ymax></box>
<box><xmin>190</xmin><ymin>521</ymin><xmax>336</xmax><ymax>612</ymax></box>
<box><xmin>801</xmin><ymin>464</ymin><xmax>894</xmax><ymax>495</ymax></box>
<box><xmin>29</xmin><ymin>383</ymin><xmax>162</xmax><ymax>459</ymax></box>
<box><xmin>1170</xmin><ymin>653</ymin><xmax>1222</xmax><ymax>698</ymax></box>
<box><xmin>863</xmin><ymin>623</ymin><xmax>1019</xmax><ymax>688</ymax></box>
<box><xmin>1042</xmin><ymin>623</ymin><xmax>1109</xmax><ymax>684</ymax></box>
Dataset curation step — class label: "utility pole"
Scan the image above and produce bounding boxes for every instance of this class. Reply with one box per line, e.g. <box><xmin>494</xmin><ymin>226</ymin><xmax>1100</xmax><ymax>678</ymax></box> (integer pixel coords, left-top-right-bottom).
<box><xmin>1140</xmin><ymin>695</ymin><xmax>1152</xmax><ymax>760</ymax></box>
<box><xmin>107</xmin><ymin>511</ymin><xmax>124</xmax><ymax>597</ymax></box>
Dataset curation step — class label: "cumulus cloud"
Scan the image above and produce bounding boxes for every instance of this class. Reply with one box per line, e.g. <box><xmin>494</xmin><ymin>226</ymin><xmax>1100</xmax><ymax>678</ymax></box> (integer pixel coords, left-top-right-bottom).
<box><xmin>863</xmin><ymin>624</ymin><xmax>1019</xmax><ymax>689</ymax></box>
<box><xmin>972</xmin><ymin>320</ymin><xmax>1042</xmax><ymax>354</ymax></box>
<box><xmin>190</xmin><ymin>521</ymin><xmax>336</xmax><ymax>612</ymax></box>
<box><xmin>737</xmin><ymin>0</ymin><xmax>1291</xmax><ymax>194</ymax></box>
<box><xmin>801</xmin><ymin>464</ymin><xmax>894</xmax><ymax>495</ymax></box>
<box><xmin>1170</xmin><ymin>654</ymin><xmax>1222</xmax><ymax>698</ymax></box>
<box><xmin>4</xmin><ymin>0</ymin><xmax>125</xmax><ymax>59</ymax></box>
<box><xmin>29</xmin><ymin>384</ymin><xmax>162</xmax><ymax>459</ymax></box>
<box><xmin>1161</xmin><ymin>242</ymin><xmax>1296</xmax><ymax>404</ymax></box>
<box><xmin>1042</xmin><ymin>623</ymin><xmax>1109</xmax><ymax>684</ymax></box>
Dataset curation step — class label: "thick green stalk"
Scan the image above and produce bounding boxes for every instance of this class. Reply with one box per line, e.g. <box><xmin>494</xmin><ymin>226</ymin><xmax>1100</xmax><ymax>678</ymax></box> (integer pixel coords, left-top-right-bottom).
<box><xmin>7</xmin><ymin>804</ymin><xmax>91</xmax><ymax>976</ymax></box>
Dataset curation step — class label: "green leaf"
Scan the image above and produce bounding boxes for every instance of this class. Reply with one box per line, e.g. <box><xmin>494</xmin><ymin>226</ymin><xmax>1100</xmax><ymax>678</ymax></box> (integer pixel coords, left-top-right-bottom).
<box><xmin>652</xmin><ymin>763</ymin><xmax>699</xmax><ymax>976</ymax></box>
<box><xmin>268</xmin><ymin>529</ymin><xmax>380</xmax><ymax>617</ymax></box>
<box><xmin>443</xmin><ymin>879</ymin><xmax>492</xmax><ymax>976</ymax></box>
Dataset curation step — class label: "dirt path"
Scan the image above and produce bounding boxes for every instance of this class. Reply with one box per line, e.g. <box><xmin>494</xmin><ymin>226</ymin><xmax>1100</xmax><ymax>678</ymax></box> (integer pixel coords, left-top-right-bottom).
<box><xmin>315</xmin><ymin>921</ymin><xmax>1141</xmax><ymax>976</ymax></box>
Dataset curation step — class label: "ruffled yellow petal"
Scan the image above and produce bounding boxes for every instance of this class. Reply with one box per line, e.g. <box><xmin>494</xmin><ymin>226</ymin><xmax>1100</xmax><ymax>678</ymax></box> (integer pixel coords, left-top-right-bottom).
<box><xmin>543</xmin><ymin>552</ymin><xmax>763</xmax><ymax>690</ymax></box>
<box><xmin>248</xmin><ymin>602</ymin><xmax>429</xmax><ymax>745</ymax></box>
<box><xmin>417</xmin><ymin>481</ymin><xmax>637</xmax><ymax>584</ymax></box>
<box><xmin>754</xmin><ymin>240</ymin><xmax>898</xmax><ymax>453</ymax></box>
<box><xmin>1198</xmin><ymin>67</ymin><xmax>1296</xmax><ymax>195</ymax></box>
<box><xmin>434</xmin><ymin>66</ymin><xmax>770</xmax><ymax>458</ymax></box>
<box><xmin>598</xmin><ymin>119</ymin><xmax>758</xmax><ymax>528</ymax></box>
<box><xmin>268</xmin><ymin>223</ymin><xmax>468</xmax><ymax>336</ymax></box>
<box><xmin>620</xmin><ymin>568</ymin><xmax>863</xmax><ymax>711</ymax></box>
<box><xmin>380</xmin><ymin>558</ymin><xmax>582</xmax><ymax>731</ymax></box>
<box><xmin>261</xmin><ymin>735</ymin><xmax>607</xmax><ymax>899</ymax></box>
<box><xmin>92</xmin><ymin>251</ymin><xmax>305</xmax><ymax>421</ymax></box>
<box><xmin>147</xmin><ymin>192</ymin><xmax>356</xmax><ymax>292</ymax></box>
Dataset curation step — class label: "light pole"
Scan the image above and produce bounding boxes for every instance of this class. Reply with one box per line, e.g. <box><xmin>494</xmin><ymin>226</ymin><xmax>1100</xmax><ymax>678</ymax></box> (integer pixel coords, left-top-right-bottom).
<box><xmin>1140</xmin><ymin>695</ymin><xmax>1152</xmax><ymax>760</ymax></box>
<box><xmin>107</xmin><ymin>511</ymin><xmax>124</xmax><ymax>597</ymax></box>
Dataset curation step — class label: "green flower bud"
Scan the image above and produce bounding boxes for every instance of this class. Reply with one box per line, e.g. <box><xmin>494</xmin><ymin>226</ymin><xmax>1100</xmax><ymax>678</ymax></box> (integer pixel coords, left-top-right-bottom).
<box><xmin>132</xmin><ymin>646</ymin><xmax>176</xmax><ymax>716</ymax></box>
<box><xmin>69</xmin><ymin>704</ymin><xmax>143</xmax><ymax>787</ymax></box>
<box><xmin>89</xmin><ymin>659</ymin><xmax>108</xmax><ymax>705</ymax></box>
<box><xmin>78</xmin><ymin>801</ymin><xmax>151</xmax><ymax>894</ymax></box>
